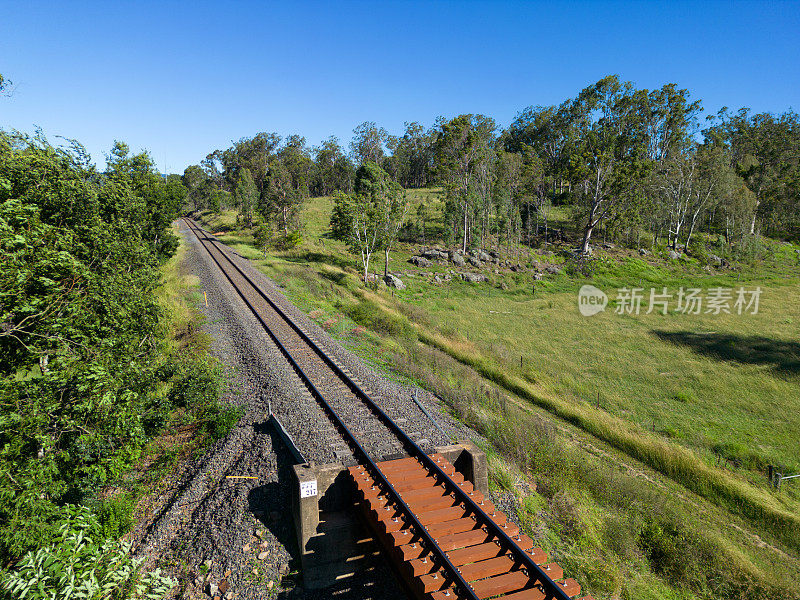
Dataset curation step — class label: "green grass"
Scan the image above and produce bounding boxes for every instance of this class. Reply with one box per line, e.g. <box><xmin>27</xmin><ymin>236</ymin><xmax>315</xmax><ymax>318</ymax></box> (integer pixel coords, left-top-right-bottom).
<box><xmin>195</xmin><ymin>197</ymin><xmax>800</xmax><ymax>599</ymax></box>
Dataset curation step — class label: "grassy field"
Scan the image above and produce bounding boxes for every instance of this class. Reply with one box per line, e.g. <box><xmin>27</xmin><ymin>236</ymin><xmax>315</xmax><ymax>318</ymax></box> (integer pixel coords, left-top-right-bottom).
<box><xmin>194</xmin><ymin>195</ymin><xmax>800</xmax><ymax>599</ymax></box>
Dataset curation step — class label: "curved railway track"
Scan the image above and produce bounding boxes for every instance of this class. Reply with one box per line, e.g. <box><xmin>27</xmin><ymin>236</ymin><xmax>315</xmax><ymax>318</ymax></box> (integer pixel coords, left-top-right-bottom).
<box><xmin>183</xmin><ymin>218</ymin><xmax>591</xmax><ymax>600</ymax></box>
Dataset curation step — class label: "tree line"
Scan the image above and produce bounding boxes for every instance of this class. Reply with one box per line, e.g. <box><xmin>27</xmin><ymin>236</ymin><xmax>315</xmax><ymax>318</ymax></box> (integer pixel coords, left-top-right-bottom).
<box><xmin>185</xmin><ymin>74</ymin><xmax>799</xmax><ymax>267</ymax></box>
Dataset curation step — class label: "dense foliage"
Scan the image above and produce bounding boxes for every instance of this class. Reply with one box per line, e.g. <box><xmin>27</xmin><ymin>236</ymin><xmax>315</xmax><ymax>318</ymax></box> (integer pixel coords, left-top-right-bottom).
<box><xmin>0</xmin><ymin>131</ymin><xmax>186</xmax><ymax>563</ymax></box>
<box><xmin>1</xmin><ymin>505</ymin><xmax>175</xmax><ymax>599</ymax></box>
<box><xmin>186</xmin><ymin>75</ymin><xmax>798</xmax><ymax>259</ymax></box>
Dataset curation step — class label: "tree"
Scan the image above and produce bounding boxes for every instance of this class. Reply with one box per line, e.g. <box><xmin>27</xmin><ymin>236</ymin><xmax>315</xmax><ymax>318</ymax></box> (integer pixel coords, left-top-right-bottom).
<box><xmin>0</xmin><ymin>131</ymin><xmax>187</xmax><ymax>561</ymax></box>
<box><xmin>312</xmin><ymin>136</ymin><xmax>354</xmax><ymax>195</ymax></box>
<box><xmin>330</xmin><ymin>162</ymin><xmax>408</xmax><ymax>279</ymax></box>
<box><xmin>183</xmin><ymin>164</ymin><xmax>209</xmax><ymax>211</ymax></box>
<box><xmin>566</xmin><ymin>76</ymin><xmax>653</xmax><ymax>254</ymax></box>
<box><xmin>350</xmin><ymin>121</ymin><xmax>388</xmax><ymax>166</ymax></box>
<box><xmin>434</xmin><ymin>114</ymin><xmax>497</xmax><ymax>252</ymax></box>
<box><xmin>708</xmin><ymin>109</ymin><xmax>800</xmax><ymax>237</ymax></box>
<box><xmin>235</xmin><ymin>167</ymin><xmax>257</xmax><ymax>227</ymax></box>
<box><xmin>265</xmin><ymin>159</ymin><xmax>297</xmax><ymax>235</ymax></box>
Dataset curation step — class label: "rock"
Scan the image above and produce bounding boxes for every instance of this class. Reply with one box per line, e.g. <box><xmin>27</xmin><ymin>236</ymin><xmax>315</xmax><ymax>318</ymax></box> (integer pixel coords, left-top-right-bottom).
<box><xmin>532</xmin><ymin>272</ymin><xmax>542</xmax><ymax>281</ymax></box>
<box><xmin>242</xmin><ymin>544</ymin><xmax>250</xmax><ymax>552</ymax></box>
<box><xmin>384</xmin><ymin>274</ymin><xmax>406</xmax><ymax>290</ymax></box>
<box><xmin>409</xmin><ymin>255</ymin><xmax>431</xmax><ymax>267</ymax></box>
<box><xmin>434</xmin><ymin>275</ymin><xmax>442</xmax><ymax>283</ymax></box>
<box><xmin>545</xmin><ymin>265</ymin><xmax>561</xmax><ymax>275</ymax></box>
<box><xmin>258</xmin><ymin>551</ymin><xmax>269</xmax><ymax>560</ymax></box>
<box><xmin>489</xmin><ymin>250</ymin><xmax>499</xmax><ymax>258</ymax></box>
<box><xmin>218</xmin><ymin>579</ymin><xmax>229</xmax><ymax>594</ymax></box>
<box><xmin>708</xmin><ymin>254</ymin><xmax>723</xmax><ymax>266</ymax></box>
<box><xmin>492</xmin><ymin>256</ymin><xmax>500</xmax><ymax>264</ymax></box>
<box><xmin>668</xmin><ymin>250</ymin><xmax>681</xmax><ymax>260</ymax></box>
<box><xmin>468</xmin><ymin>256</ymin><xmax>482</xmax><ymax>267</ymax></box>
<box><xmin>451</xmin><ymin>253</ymin><xmax>466</xmax><ymax>267</ymax></box>
<box><xmin>602</xmin><ymin>242</ymin><xmax>615</xmax><ymax>249</ymax></box>
<box><xmin>206</xmin><ymin>583</ymin><xmax>219</xmax><ymax>596</ymax></box>
<box><xmin>478</xmin><ymin>250</ymin><xmax>492</xmax><ymax>262</ymax></box>
<box><xmin>461</xmin><ymin>273</ymin><xmax>487</xmax><ymax>283</ymax></box>
<box><xmin>422</xmin><ymin>248</ymin><xmax>448</xmax><ymax>260</ymax></box>
<box><xmin>255</xmin><ymin>529</ymin><xmax>266</xmax><ymax>539</ymax></box>
<box><xmin>195</xmin><ymin>577</ymin><xmax>203</xmax><ymax>587</ymax></box>
<box><xmin>510</xmin><ymin>264</ymin><xmax>521</xmax><ymax>272</ymax></box>
<box><xmin>638</xmin><ymin>248</ymin><xmax>650</xmax><ymax>256</ymax></box>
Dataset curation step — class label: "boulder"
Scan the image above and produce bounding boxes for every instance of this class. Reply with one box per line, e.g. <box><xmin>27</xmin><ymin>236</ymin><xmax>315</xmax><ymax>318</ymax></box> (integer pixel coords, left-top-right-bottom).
<box><xmin>708</xmin><ymin>254</ymin><xmax>723</xmax><ymax>266</ymax></box>
<box><xmin>638</xmin><ymin>248</ymin><xmax>650</xmax><ymax>256</ymax></box>
<box><xmin>545</xmin><ymin>265</ymin><xmax>561</xmax><ymax>275</ymax></box>
<box><xmin>409</xmin><ymin>256</ymin><xmax>431</xmax><ymax>267</ymax></box>
<box><xmin>468</xmin><ymin>256</ymin><xmax>482</xmax><ymax>267</ymax></box>
<box><xmin>461</xmin><ymin>272</ymin><xmax>488</xmax><ymax>283</ymax></box>
<box><xmin>478</xmin><ymin>250</ymin><xmax>492</xmax><ymax>262</ymax></box>
<box><xmin>668</xmin><ymin>250</ymin><xmax>681</xmax><ymax>260</ymax></box>
<box><xmin>451</xmin><ymin>253</ymin><xmax>466</xmax><ymax>267</ymax></box>
<box><xmin>384</xmin><ymin>274</ymin><xmax>406</xmax><ymax>290</ymax></box>
<box><xmin>421</xmin><ymin>248</ymin><xmax>448</xmax><ymax>260</ymax></box>
<box><xmin>532</xmin><ymin>272</ymin><xmax>543</xmax><ymax>281</ymax></box>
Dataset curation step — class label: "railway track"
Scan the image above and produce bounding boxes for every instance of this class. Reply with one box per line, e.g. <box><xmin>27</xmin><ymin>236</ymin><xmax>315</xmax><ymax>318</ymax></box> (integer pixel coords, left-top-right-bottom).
<box><xmin>183</xmin><ymin>218</ymin><xmax>591</xmax><ymax>600</ymax></box>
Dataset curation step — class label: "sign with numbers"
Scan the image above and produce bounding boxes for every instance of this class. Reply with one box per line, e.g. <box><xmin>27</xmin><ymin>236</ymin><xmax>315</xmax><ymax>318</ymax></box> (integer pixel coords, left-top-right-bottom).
<box><xmin>300</xmin><ymin>479</ymin><xmax>318</xmax><ymax>498</ymax></box>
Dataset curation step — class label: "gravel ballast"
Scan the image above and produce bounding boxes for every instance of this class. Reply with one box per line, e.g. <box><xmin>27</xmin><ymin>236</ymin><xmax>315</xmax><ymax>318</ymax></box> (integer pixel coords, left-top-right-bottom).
<box><xmin>134</xmin><ymin>221</ymin><xmax>491</xmax><ymax>599</ymax></box>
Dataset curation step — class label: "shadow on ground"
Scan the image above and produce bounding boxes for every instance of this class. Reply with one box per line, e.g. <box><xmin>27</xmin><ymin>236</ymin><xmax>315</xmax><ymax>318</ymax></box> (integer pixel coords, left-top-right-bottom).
<box><xmin>652</xmin><ymin>330</ymin><xmax>800</xmax><ymax>376</ymax></box>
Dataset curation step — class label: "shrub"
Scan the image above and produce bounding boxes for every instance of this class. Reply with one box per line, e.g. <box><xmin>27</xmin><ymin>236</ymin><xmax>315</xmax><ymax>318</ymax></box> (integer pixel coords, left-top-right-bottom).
<box><xmin>168</xmin><ymin>360</ymin><xmax>222</xmax><ymax>408</ymax></box>
<box><xmin>0</xmin><ymin>505</ymin><xmax>175</xmax><ymax>600</ymax></box>
<box><xmin>198</xmin><ymin>399</ymin><xmax>243</xmax><ymax>442</ymax></box>
<box><xmin>95</xmin><ymin>493</ymin><xmax>136</xmax><ymax>539</ymax></box>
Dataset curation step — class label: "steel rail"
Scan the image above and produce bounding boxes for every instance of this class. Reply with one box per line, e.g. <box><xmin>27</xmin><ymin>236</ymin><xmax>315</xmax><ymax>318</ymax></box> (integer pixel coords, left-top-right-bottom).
<box><xmin>184</xmin><ymin>219</ymin><xmax>572</xmax><ymax>600</ymax></box>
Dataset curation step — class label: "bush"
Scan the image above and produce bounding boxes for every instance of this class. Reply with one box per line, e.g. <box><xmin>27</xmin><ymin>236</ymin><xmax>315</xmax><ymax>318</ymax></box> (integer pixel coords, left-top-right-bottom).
<box><xmin>198</xmin><ymin>399</ymin><xmax>243</xmax><ymax>442</ymax></box>
<box><xmin>168</xmin><ymin>360</ymin><xmax>222</xmax><ymax>408</ymax></box>
<box><xmin>275</xmin><ymin>231</ymin><xmax>302</xmax><ymax>250</ymax></box>
<box><xmin>0</xmin><ymin>505</ymin><xmax>175</xmax><ymax>600</ymax></box>
<box><xmin>95</xmin><ymin>493</ymin><xmax>136</xmax><ymax>539</ymax></box>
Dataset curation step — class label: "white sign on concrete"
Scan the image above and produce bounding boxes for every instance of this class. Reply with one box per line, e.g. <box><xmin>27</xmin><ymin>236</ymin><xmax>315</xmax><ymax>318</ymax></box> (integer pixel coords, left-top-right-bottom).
<box><xmin>300</xmin><ymin>479</ymin><xmax>318</xmax><ymax>498</ymax></box>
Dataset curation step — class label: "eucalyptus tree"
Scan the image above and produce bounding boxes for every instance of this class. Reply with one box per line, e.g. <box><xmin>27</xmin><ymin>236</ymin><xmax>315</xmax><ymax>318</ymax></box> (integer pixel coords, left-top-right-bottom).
<box><xmin>708</xmin><ymin>108</ymin><xmax>800</xmax><ymax>236</ymax></box>
<box><xmin>183</xmin><ymin>164</ymin><xmax>210</xmax><ymax>211</ymax></box>
<box><xmin>312</xmin><ymin>136</ymin><xmax>354</xmax><ymax>195</ymax></box>
<box><xmin>350</xmin><ymin>121</ymin><xmax>388</xmax><ymax>166</ymax></box>
<box><xmin>434</xmin><ymin>114</ymin><xmax>497</xmax><ymax>251</ymax></box>
<box><xmin>390</xmin><ymin>122</ymin><xmax>436</xmax><ymax>188</ymax></box>
<box><xmin>220</xmin><ymin>132</ymin><xmax>281</xmax><ymax>195</ymax></box>
<box><xmin>330</xmin><ymin>162</ymin><xmax>409</xmax><ymax>278</ymax></box>
<box><xmin>566</xmin><ymin>76</ymin><xmax>652</xmax><ymax>254</ymax></box>
<box><xmin>235</xmin><ymin>167</ymin><xmax>257</xmax><ymax>227</ymax></box>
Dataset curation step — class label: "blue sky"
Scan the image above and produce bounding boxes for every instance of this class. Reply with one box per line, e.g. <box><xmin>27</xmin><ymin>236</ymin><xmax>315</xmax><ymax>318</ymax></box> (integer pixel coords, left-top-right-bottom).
<box><xmin>2</xmin><ymin>1</ymin><xmax>798</xmax><ymax>172</ymax></box>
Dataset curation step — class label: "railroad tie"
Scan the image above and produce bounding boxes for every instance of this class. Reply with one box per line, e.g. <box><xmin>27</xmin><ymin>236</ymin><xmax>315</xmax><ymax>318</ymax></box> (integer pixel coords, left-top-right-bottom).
<box><xmin>349</xmin><ymin>456</ymin><xmax>586</xmax><ymax>600</ymax></box>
